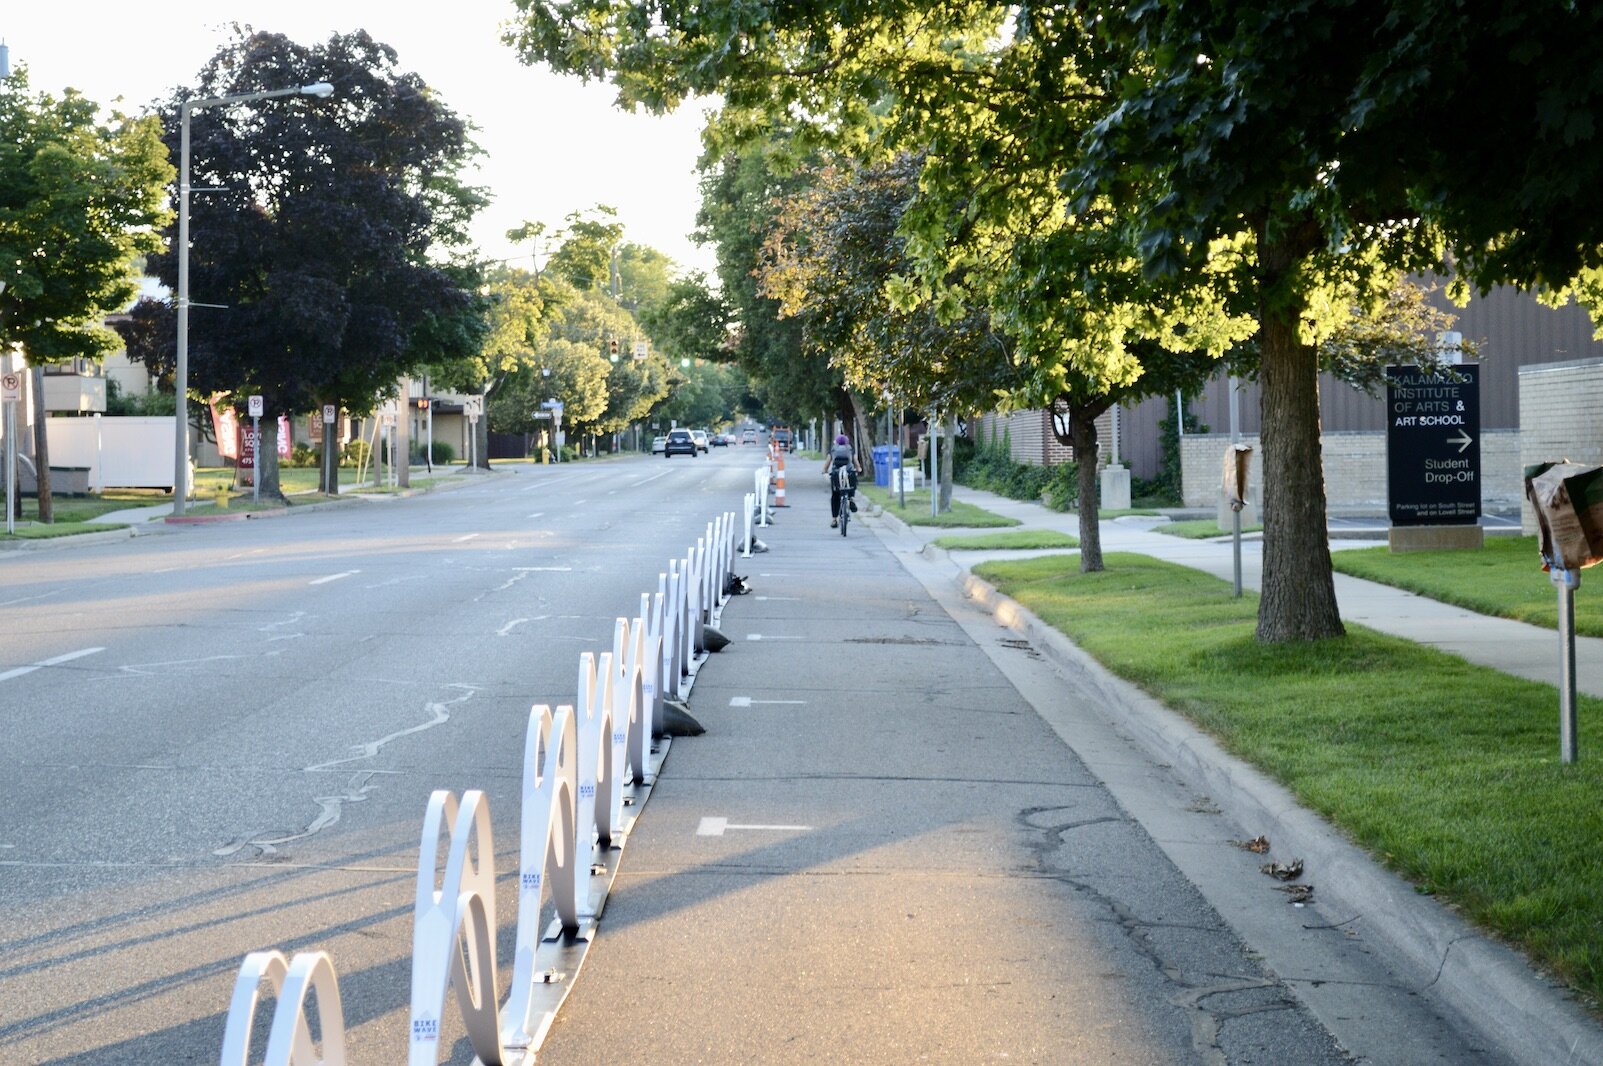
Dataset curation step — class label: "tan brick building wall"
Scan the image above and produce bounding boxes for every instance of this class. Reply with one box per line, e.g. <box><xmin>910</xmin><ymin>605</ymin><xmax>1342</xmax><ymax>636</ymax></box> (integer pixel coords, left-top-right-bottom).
<box><xmin>972</xmin><ymin>409</ymin><xmax>1112</xmax><ymax>468</ymax></box>
<box><xmin>1518</xmin><ymin>358</ymin><xmax>1603</xmax><ymax>533</ymax></box>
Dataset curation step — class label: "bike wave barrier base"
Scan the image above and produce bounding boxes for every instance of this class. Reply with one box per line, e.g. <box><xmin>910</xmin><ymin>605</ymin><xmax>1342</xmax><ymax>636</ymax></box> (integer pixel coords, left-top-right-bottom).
<box><xmin>217</xmin><ymin>507</ymin><xmax>741</xmax><ymax>1065</ymax></box>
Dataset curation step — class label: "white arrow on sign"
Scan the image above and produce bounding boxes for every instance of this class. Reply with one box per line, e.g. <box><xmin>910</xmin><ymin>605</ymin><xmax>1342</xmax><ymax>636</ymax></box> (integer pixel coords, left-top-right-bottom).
<box><xmin>697</xmin><ymin>817</ymin><xmax>813</xmax><ymax>837</ymax></box>
<box><xmin>729</xmin><ymin>697</ymin><xmax>807</xmax><ymax>707</ymax></box>
<box><xmin>1449</xmin><ymin>428</ymin><xmax>1473</xmax><ymax>453</ymax></box>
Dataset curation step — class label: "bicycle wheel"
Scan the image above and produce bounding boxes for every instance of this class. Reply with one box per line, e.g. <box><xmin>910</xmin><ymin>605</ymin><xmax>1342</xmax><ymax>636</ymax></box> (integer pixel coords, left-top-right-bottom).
<box><xmin>839</xmin><ymin>505</ymin><xmax>849</xmax><ymax>536</ymax></box>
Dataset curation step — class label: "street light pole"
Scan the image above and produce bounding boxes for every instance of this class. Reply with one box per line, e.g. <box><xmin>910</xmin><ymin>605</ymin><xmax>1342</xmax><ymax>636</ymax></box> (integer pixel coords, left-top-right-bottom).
<box><xmin>173</xmin><ymin>81</ymin><xmax>333</xmax><ymax>515</ymax></box>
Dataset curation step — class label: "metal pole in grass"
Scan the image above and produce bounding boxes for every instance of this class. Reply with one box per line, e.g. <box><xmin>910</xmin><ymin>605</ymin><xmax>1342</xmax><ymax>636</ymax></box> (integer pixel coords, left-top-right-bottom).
<box><xmin>1229</xmin><ymin>374</ymin><xmax>1243</xmax><ymax>599</ymax></box>
<box><xmin>1554</xmin><ymin>566</ymin><xmax>1579</xmax><ymax>763</ymax></box>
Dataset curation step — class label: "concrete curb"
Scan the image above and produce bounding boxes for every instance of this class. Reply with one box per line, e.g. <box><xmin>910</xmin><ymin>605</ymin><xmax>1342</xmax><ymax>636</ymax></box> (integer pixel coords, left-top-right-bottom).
<box><xmin>947</xmin><ymin>554</ymin><xmax>1602</xmax><ymax>1066</ymax></box>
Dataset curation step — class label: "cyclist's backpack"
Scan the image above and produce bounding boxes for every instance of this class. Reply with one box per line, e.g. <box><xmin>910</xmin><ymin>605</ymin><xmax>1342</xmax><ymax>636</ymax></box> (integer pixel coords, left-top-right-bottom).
<box><xmin>832</xmin><ymin>463</ymin><xmax>854</xmax><ymax>494</ymax></box>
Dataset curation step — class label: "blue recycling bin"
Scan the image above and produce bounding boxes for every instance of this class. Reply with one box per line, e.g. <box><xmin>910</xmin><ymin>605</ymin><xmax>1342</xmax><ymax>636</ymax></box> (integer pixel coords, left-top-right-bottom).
<box><xmin>871</xmin><ymin>445</ymin><xmax>892</xmax><ymax>487</ymax></box>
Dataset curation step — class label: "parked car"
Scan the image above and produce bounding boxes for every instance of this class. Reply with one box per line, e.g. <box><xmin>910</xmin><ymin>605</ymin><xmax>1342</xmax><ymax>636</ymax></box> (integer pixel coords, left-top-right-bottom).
<box><xmin>690</xmin><ymin>429</ymin><xmax>710</xmax><ymax>453</ymax></box>
<box><xmin>651</xmin><ymin>435</ymin><xmax>667</xmax><ymax>454</ymax></box>
<box><xmin>741</xmin><ymin>428</ymin><xmax>759</xmax><ymax>445</ymax></box>
<box><xmin>664</xmin><ymin>428</ymin><xmax>698</xmax><ymax>457</ymax></box>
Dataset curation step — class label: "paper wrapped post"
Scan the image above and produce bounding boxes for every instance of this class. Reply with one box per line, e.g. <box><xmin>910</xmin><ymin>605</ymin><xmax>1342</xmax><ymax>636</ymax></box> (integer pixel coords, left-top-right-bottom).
<box><xmin>1524</xmin><ymin>461</ymin><xmax>1603</xmax><ymax>572</ymax></box>
<box><xmin>1222</xmin><ymin>444</ymin><xmax>1253</xmax><ymax>511</ymax></box>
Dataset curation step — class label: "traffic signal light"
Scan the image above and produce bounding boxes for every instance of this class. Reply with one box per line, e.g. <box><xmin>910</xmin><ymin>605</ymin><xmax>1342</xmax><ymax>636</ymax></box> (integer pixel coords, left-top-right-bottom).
<box><xmin>411</xmin><ymin>397</ymin><xmax>430</xmax><ymax>410</ymax></box>
<box><xmin>608</xmin><ymin>338</ymin><xmax>618</xmax><ymax>357</ymax></box>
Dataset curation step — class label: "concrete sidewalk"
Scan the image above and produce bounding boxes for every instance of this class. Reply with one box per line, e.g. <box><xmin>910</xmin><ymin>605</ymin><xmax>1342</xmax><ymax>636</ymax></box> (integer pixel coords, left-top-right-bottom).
<box><xmin>935</xmin><ymin>484</ymin><xmax>1603</xmax><ymax>699</ymax></box>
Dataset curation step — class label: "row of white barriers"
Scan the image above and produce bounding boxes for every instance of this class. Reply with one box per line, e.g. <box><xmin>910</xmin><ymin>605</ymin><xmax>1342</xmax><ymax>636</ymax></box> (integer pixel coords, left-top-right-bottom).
<box><xmin>220</xmin><ymin>507</ymin><xmax>743</xmax><ymax>1065</ymax></box>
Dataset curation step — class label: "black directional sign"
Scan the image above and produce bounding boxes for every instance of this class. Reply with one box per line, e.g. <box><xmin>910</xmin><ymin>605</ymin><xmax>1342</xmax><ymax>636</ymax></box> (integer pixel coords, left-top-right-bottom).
<box><xmin>1386</xmin><ymin>364</ymin><xmax>1481</xmax><ymax>526</ymax></box>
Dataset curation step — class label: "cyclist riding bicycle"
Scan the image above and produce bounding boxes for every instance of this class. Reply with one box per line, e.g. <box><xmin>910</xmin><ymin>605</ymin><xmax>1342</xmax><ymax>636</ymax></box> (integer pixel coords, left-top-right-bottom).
<box><xmin>822</xmin><ymin>433</ymin><xmax>860</xmax><ymax>529</ymax></box>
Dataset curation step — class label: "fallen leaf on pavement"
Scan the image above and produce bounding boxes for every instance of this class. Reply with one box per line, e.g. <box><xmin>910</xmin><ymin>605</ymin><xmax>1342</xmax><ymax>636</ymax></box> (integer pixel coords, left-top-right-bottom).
<box><xmin>1230</xmin><ymin>835</ymin><xmax>1271</xmax><ymax>853</ymax></box>
<box><xmin>1260</xmin><ymin>858</ymin><xmax>1304</xmax><ymax>881</ymax></box>
<box><xmin>1276</xmin><ymin>883</ymin><xmax>1315</xmax><ymax>904</ymax></box>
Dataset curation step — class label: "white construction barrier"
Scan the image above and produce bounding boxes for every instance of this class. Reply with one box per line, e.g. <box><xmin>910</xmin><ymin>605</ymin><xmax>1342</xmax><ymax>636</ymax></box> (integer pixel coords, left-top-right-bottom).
<box><xmin>219</xmin><ymin>504</ymin><xmax>745</xmax><ymax>1064</ymax></box>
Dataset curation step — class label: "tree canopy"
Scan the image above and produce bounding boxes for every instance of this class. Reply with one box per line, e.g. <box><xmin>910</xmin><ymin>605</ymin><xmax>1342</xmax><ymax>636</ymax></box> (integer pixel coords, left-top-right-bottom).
<box><xmin>0</xmin><ymin>69</ymin><xmax>171</xmax><ymax>363</ymax></box>
<box><xmin>506</xmin><ymin>0</ymin><xmax>1603</xmax><ymax>641</ymax></box>
<box><xmin>125</xmin><ymin>28</ymin><xmax>485</xmax><ymax>496</ymax></box>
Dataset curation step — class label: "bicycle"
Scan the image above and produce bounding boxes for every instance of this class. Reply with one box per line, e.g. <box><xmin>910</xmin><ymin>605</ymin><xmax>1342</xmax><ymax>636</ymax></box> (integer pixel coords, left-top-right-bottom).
<box><xmin>831</xmin><ymin>463</ymin><xmax>857</xmax><ymax>536</ymax></box>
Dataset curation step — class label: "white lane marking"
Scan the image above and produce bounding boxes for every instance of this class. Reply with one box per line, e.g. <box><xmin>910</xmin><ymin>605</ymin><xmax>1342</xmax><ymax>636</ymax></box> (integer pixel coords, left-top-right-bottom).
<box><xmin>118</xmin><ymin>653</ymin><xmax>256</xmax><ymax>677</ymax></box>
<box><xmin>304</xmin><ymin>684</ymin><xmax>477</xmax><ymax>772</ymax></box>
<box><xmin>152</xmin><ymin>567</ymin><xmax>181</xmax><ymax>574</ymax></box>
<box><xmin>309</xmin><ymin>570</ymin><xmax>360</xmax><ymax>585</ymax></box>
<box><xmin>226</xmin><ymin>549</ymin><xmax>267</xmax><ymax>561</ymax></box>
<box><xmin>498</xmin><ymin>618</ymin><xmax>530</xmax><ymax>636</ymax></box>
<box><xmin>632</xmin><ymin>470</ymin><xmax>670</xmax><ymax>486</ymax></box>
<box><xmin>572</xmin><ymin>499</ymin><xmax>588</xmax><ymax>506</ymax></box>
<box><xmin>754</xmin><ymin>596</ymin><xmax>800</xmax><ymax>602</ymax></box>
<box><xmin>453</xmin><ymin>533</ymin><xmax>481</xmax><ymax>543</ymax></box>
<box><xmin>745</xmin><ymin>634</ymin><xmax>804</xmax><ymax>642</ymax></box>
<box><xmin>729</xmin><ymin>697</ymin><xmax>807</xmax><ymax>707</ymax></box>
<box><xmin>527</xmin><ymin>512</ymin><xmax>545</xmax><ymax>519</ymax></box>
<box><xmin>0</xmin><ymin>647</ymin><xmax>105</xmax><ymax>684</ymax></box>
<box><xmin>697</xmin><ymin>817</ymin><xmax>813</xmax><ymax>837</ymax></box>
<box><xmin>0</xmin><ymin>591</ymin><xmax>60</xmax><ymax>608</ymax></box>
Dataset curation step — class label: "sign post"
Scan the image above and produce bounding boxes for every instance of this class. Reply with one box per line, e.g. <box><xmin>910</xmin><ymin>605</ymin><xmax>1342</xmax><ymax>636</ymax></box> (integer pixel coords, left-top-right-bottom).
<box><xmin>540</xmin><ymin>400</ymin><xmax>563</xmax><ymax>463</ymax></box>
<box><xmin>1385</xmin><ymin>365</ymin><xmax>1482</xmax><ymax>551</ymax></box>
<box><xmin>322</xmin><ymin>405</ymin><xmax>337</xmax><ymax>494</ymax></box>
<box><xmin>464</xmin><ymin>395</ymin><xmax>483</xmax><ymax>469</ymax></box>
<box><xmin>1</xmin><ymin>370</ymin><xmax>19</xmax><ymax>535</ymax></box>
<box><xmin>247</xmin><ymin>395</ymin><xmax>263</xmax><ymax>501</ymax></box>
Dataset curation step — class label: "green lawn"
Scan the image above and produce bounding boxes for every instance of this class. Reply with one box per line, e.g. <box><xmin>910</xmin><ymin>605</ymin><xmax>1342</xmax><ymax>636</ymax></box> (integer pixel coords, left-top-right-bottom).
<box><xmin>932</xmin><ymin>529</ymin><xmax>1079</xmax><ymax>550</ymax></box>
<box><xmin>1157</xmin><ymin>518</ymin><xmax>1265</xmax><ymax>539</ymax></box>
<box><xmin>860</xmin><ymin>484</ymin><xmax>1019</xmax><ymax>528</ymax></box>
<box><xmin>973</xmin><ymin>552</ymin><xmax>1603</xmax><ymax>1008</ymax></box>
<box><xmin>1331</xmin><ymin>535</ymin><xmax>1603</xmax><ymax>637</ymax></box>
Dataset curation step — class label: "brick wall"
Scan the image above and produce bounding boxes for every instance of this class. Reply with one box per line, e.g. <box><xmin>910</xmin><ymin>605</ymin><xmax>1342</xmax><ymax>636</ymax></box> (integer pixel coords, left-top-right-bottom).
<box><xmin>1518</xmin><ymin>358</ymin><xmax>1603</xmax><ymax>532</ymax></box>
<box><xmin>972</xmin><ymin>409</ymin><xmax>1112</xmax><ymax>468</ymax></box>
<box><xmin>1181</xmin><ymin>429</ymin><xmax>1523</xmax><ymax>513</ymax></box>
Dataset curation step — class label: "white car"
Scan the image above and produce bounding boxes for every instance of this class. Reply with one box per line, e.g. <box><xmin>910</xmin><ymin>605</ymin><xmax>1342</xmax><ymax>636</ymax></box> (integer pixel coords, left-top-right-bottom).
<box><xmin>690</xmin><ymin>429</ymin><xmax>710</xmax><ymax>453</ymax></box>
<box><xmin>651</xmin><ymin>435</ymin><xmax>667</xmax><ymax>454</ymax></box>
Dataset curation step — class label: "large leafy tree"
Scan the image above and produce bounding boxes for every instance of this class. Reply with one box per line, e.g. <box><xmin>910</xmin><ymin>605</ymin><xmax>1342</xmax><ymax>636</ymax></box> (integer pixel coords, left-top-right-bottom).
<box><xmin>695</xmin><ymin>142</ymin><xmax>840</xmax><ymax>428</ymax></box>
<box><xmin>1067</xmin><ymin>0</ymin><xmax>1603</xmax><ymax>640</ymax></box>
<box><xmin>129</xmin><ymin>28</ymin><xmax>484</xmax><ymax>498</ymax></box>
<box><xmin>0</xmin><ymin>69</ymin><xmax>172</xmax><ymax>518</ymax></box>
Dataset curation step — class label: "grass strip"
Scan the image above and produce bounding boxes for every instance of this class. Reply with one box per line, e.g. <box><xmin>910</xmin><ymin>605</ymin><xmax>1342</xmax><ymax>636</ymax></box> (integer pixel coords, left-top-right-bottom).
<box><xmin>973</xmin><ymin>551</ymin><xmax>1603</xmax><ymax>1008</ymax></box>
<box><xmin>932</xmin><ymin>529</ymin><xmax>1078</xmax><ymax>550</ymax></box>
<box><xmin>0</xmin><ymin>521</ymin><xmax>128</xmax><ymax>540</ymax></box>
<box><xmin>1331</xmin><ymin>535</ymin><xmax>1603</xmax><ymax>637</ymax></box>
<box><xmin>860</xmin><ymin>484</ymin><xmax>1019</xmax><ymax>528</ymax></box>
<box><xmin>1156</xmin><ymin>518</ymin><xmax>1264</xmax><ymax>539</ymax></box>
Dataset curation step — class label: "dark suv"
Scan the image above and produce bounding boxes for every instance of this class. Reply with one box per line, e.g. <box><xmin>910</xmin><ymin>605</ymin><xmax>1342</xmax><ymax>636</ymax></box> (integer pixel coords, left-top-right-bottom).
<box><xmin>663</xmin><ymin>428</ymin><xmax>698</xmax><ymax>457</ymax></box>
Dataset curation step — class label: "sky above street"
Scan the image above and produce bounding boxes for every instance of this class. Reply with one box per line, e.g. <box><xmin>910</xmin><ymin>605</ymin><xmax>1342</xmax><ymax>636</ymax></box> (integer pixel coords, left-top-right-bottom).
<box><xmin>4</xmin><ymin>2</ymin><xmax>718</xmax><ymax>278</ymax></box>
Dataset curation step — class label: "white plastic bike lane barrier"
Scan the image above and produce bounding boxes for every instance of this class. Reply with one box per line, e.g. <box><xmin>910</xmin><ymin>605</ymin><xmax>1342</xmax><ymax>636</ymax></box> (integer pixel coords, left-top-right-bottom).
<box><xmin>212</xmin><ymin>507</ymin><xmax>736</xmax><ymax>1065</ymax></box>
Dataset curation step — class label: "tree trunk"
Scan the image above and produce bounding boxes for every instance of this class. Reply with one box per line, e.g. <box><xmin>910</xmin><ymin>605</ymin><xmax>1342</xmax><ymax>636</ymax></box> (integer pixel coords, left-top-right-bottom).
<box><xmin>938</xmin><ymin>411</ymin><xmax>955</xmax><ymax>512</ymax></box>
<box><xmin>1255</xmin><ymin>229</ymin><xmax>1344</xmax><ymax>642</ymax></box>
<box><xmin>30</xmin><ymin>366</ymin><xmax>52</xmax><ymax>523</ymax></box>
<box><xmin>258</xmin><ymin>416</ymin><xmax>285</xmax><ymax>501</ymax></box>
<box><xmin>474</xmin><ymin>411</ymin><xmax>490</xmax><ymax>469</ymax></box>
<box><xmin>1070</xmin><ymin>406</ymin><xmax>1104</xmax><ymax>573</ymax></box>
